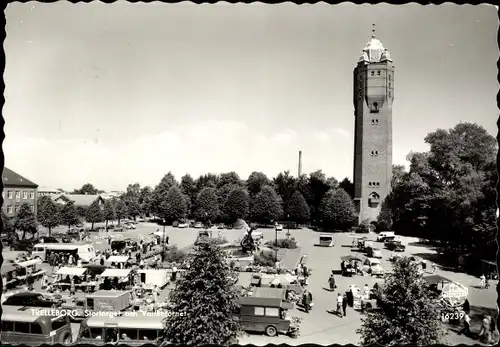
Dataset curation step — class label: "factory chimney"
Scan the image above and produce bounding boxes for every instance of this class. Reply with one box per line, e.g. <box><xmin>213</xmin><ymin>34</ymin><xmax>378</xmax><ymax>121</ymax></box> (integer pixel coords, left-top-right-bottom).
<box><xmin>298</xmin><ymin>150</ymin><xmax>302</xmax><ymax>177</ymax></box>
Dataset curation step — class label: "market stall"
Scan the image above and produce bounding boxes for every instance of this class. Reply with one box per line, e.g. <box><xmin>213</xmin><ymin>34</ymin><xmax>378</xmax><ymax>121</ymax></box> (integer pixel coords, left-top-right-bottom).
<box><xmin>14</xmin><ymin>259</ymin><xmax>45</xmax><ymax>287</ymax></box>
<box><xmin>340</xmin><ymin>255</ymin><xmax>362</xmax><ymax>277</ymax></box>
<box><xmin>98</xmin><ymin>268</ymin><xmax>134</xmax><ymax>290</ymax></box>
<box><xmin>106</xmin><ymin>255</ymin><xmax>132</xmax><ymax>269</ymax></box>
<box><xmin>1</xmin><ymin>263</ymin><xmax>19</xmax><ymax>290</ymax></box>
<box><xmin>137</xmin><ymin>269</ymin><xmax>169</xmax><ymax>289</ymax></box>
<box><xmin>54</xmin><ymin>266</ymin><xmax>90</xmax><ymax>292</ymax></box>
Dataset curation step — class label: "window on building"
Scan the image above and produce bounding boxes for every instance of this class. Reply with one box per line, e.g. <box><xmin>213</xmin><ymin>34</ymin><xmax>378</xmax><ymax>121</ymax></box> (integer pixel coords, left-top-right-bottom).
<box><xmin>15</xmin><ymin>191</ymin><xmax>20</xmax><ymax>200</ymax></box>
<box><xmin>371</xmin><ymin>71</ymin><xmax>374</xmax><ymax>76</ymax></box>
<box><xmin>377</xmin><ymin>70</ymin><xmax>381</xmax><ymax>76</ymax></box>
<box><xmin>389</xmin><ymin>82</ymin><xmax>391</xmax><ymax>88</ymax></box>
<box><xmin>30</xmin><ymin>191</ymin><xmax>34</xmax><ymax>199</ymax></box>
<box><xmin>7</xmin><ymin>191</ymin><xmax>12</xmax><ymax>199</ymax></box>
<box><xmin>368</xmin><ymin>182</ymin><xmax>372</xmax><ymax>187</ymax></box>
<box><xmin>14</xmin><ymin>205</ymin><xmax>20</xmax><ymax>213</ymax></box>
<box><xmin>23</xmin><ymin>191</ymin><xmax>28</xmax><ymax>199</ymax></box>
<box><xmin>7</xmin><ymin>205</ymin><xmax>13</xmax><ymax>214</ymax></box>
<box><xmin>376</xmin><ymin>182</ymin><xmax>380</xmax><ymax>187</ymax></box>
<box><xmin>389</xmin><ymin>74</ymin><xmax>392</xmax><ymax>81</ymax></box>
<box><xmin>389</xmin><ymin>91</ymin><xmax>391</xmax><ymax>98</ymax></box>
<box><xmin>30</xmin><ymin>205</ymin><xmax>34</xmax><ymax>212</ymax></box>
<box><xmin>254</xmin><ymin>307</ymin><xmax>265</xmax><ymax>316</ymax></box>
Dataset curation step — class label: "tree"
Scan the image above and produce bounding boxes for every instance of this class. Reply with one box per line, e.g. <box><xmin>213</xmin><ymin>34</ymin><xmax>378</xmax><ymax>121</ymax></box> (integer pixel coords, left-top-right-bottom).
<box><xmin>357</xmin><ymin>256</ymin><xmax>445</xmax><ymax>345</ymax></box>
<box><xmin>223</xmin><ymin>188</ymin><xmax>250</xmax><ymax>224</ymax></box>
<box><xmin>376</xmin><ymin>199</ymin><xmax>393</xmax><ymax>231</ymax></box>
<box><xmin>306</xmin><ymin>170</ymin><xmax>332</xmax><ymax>224</ymax></box>
<box><xmin>386</xmin><ymin>123</ymin><xmax>496</xmax><ymax>258</ymax></box>
<box><xmin>38</xmin><ymin>197</ymin><xmax>60</xmax><ymax>236</ymax></box>
<box><xmin>85</xmin><ymin>200</ymin><xmax>103</xmax><ymax>231</ymax></box>
<box><xmin>152</xmin><ymin>172</ymin><xmax>178</xmax><ymax>216</ymax></box>
<box><xmin>114</xmin><ymin>199</ymin><xmax>128</xmax><ymax>225</ymax></box>
<box><xmin>273</xmin><ymin>170</ymin><xmax>298</xmax><ymax>211</ymax></box>
<box><xmin>195</xmin><ymin>173</ymin><xmax>220</xmax><ymax>191</ymax></box>
<box><xmin>102</xmin><ymin>200</ymin><xmax>115</xmax><ymax>231</ymax></box>
<box><xmin>246</xmin><ymin>171</ymin><xmax>271</xmax><ymax>197</ymax></box>
<box><xmin>139</xmin><ymin>186</ymin><xmax>153</xmax><ymax>216</ymax></box>
<box><xmin>158</xmin><ymin>186</ymin><xmax>188</xmax><ymax>223</ymax></box>
<box><xmin>319</xmin><ymin>188</ymin><xmax>356</xmax><ymax>231</ymax></box>
<box><xmin>60</xmin><ymin>201</ymin><xmax>80</xmax><ymax>231</ymax></box>
<box><xmin>181</xmin><ymin>174</ymin><xmax>198</xmax><ymax>217</ymax></box>
<box><xmin>391</xmin><ymin>165</ymin><xmax>406</xmax><ymax>189</ymax></box>
<box><xmin>195</xmin><ymin>187</ymin><xmax>220</xmax><ymax>223</ymax></box>
<box><xmin>287</xmin><ymin>191</ymin><xmax>310</xmax><ymax>224</ymax></box>
<box><xmin>15</xmin><ymin>203</ymin><xmax>37</xmax><ymax>240</ymax></box>
<box><xmin>217</xmin><ymin>184</ymin><xmax>241</xmax><ymax>221</ymax></box>
<box><xmin>73</xmin><ymin>183</ymin><xmax>98</xmax><ymax>195</ymax></box>
<box><xmin>250</xmin><ymin>186</ymin><xmax>283</xmax><ymax>225</ymax></box>
<box><xmin>217</xmin><ymin>172</ymin><xmax>243</xmax><ymax>189</ymax></box>
<box><xmin>2</xmin><ymin>210</ymin><xmax>16</xmax><ymax>238</ymax></box>
<box><xmin>339</xmin><ymin>177</ymin><xmax>354</xmax><ymax>199</ymax></box>
<box><xmin>124</xmin><ymin>197</ymin><xmax>141</xmax><ymax>220</ymax></box>
<box><xmin>158</xmin><ymin>241</ymin><xmax>240</xmax><ymax>345</ymax></box>
<box><xmin>75</xmin><ymin>206</ymin><xmax>87</xmax><ymax>222</ymax></box>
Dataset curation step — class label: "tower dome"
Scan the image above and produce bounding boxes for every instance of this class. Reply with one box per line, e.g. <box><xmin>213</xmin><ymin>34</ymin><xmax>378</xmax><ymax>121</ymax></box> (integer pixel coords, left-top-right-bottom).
<box><xmin>358</xmin><ymin>25</ymin><xmax>392</xmax><ymax>63</ymax></box>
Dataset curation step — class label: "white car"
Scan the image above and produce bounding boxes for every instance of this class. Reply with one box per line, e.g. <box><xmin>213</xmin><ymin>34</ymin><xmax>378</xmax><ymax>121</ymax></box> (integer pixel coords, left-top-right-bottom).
<box><xmin>362</xmin><ymin>258</ymin><xmax>384</xmax><ymax>277</ymax></box>
<box><xmin>178</xmin><ymin>223</ymin><xmax>189</xmax><ymax>228</ymax></box>
<box><xmin>124</xmin><ymin>223</ymin><xmax>136</xmax><ymax>230</ymax></box>
<box><xmin>275</xmin><ymin>224</ymin><xmax>283</xmax><ymax>231</ymax></box>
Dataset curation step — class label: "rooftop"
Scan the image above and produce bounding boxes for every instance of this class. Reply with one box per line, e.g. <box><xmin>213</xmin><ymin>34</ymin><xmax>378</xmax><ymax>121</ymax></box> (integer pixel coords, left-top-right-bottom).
<box><xmin>2</xmin><ymin>167</ymin><xmax>38</xmax><ymax>188</ymax></box>
<box><xmin>358</xmin><ymin>24</ymin><xmax>392</xmax><ymax>64</ymax></box>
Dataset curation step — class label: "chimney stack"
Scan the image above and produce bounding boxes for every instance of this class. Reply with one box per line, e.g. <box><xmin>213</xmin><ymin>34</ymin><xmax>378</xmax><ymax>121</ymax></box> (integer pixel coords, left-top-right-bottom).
<box><xmin>298</xmin><ymin>150</ymin><xmax>302</xmax><ymax>177</ymax></box>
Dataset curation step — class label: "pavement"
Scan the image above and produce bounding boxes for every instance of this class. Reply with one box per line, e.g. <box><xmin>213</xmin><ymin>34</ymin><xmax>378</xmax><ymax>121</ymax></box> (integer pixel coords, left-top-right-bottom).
<box><xmin>16</xmin><ymin>224</ymin><xmax>500</xmax><ymax>345</ymax></box>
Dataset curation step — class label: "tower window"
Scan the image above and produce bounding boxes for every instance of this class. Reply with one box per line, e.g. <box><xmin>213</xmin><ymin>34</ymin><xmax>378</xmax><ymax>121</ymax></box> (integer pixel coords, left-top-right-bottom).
<box><xmin>389</xmin><ymin>91</ymin><xmax>391</xmax><ymax>98</ymax></box>
<box><xmin>376</xmin><ymin>182</ymin><xmax>380</xmax><ymax>187</ymax></box>
<box><xmin>368</xmin><ymin>182</ymin><xmax>373</xmax><ymax>187</ymax></box>
<box><xmin>389</xmin><ymin>82</ymin><xmax>391</xmax><ymax>88</ymax></box>
<box><xmin>371</xmin><ymin>71</ymin><xmax>374</xmax><ymax>76</ymax></box>
<box><xmin>389</xmin><ymin>74</ymin><xmax>392</xmax><ymax>81</ymax></box>
<box><xmin>377</xmin><ymin>71</ymin><xmax>381</xmax><ymax>76</ymax></box>
<box><xmin>371</xmin><ymin>150</ymin><xmax>379</xmax><ymax>157</ymax></box>
<box><xmin>372</xmin><ymin>119</ymin><xmax>379</xmax><ymax>125</ymax></box>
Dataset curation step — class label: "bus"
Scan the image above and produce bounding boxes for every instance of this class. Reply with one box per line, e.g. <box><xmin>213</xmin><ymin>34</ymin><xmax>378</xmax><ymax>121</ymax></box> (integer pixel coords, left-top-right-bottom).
<box><xmin>0</xmin><ymin>306</ymin><xmax>73</xmax><ymax>346</ymax></box>
<box><xmin>31</xmin><ymin>243</ymin><xmax>97</xmax><ymax>263</ymax></box>
<box><xmin>76</xmin><ymin>315</ymin><xmax>166</xmax><ymax>345</ymax></box>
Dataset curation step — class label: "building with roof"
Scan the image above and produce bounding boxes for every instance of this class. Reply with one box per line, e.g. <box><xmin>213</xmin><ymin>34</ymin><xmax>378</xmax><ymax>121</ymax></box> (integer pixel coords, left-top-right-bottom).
<box><xmin>2</xmin><ymin>167</ymin><xmax>39</xmax><ymax>217</ymax></box>
<box><xmin>53</xmin><ymin>194</ymin><xmax>105</xmax><ymax>208</ymax></box>
<box><xmin>353</xmin><ymin>25</ymin><xmax>394</xmax><ymax>224</ymax></box>
<box><xmin>38</xmin><ymin>187</ymin><xmax>66</xmax><ymax>197</ymax></box>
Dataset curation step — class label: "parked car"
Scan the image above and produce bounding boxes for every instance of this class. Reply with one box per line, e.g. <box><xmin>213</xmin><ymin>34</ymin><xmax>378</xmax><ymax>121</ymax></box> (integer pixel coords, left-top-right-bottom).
<box><xmin>218</xmin><ymin>224</ymin><xmax>226</xmax><ymax>229</ymax></box>
<box><xmin>3</xmin><ymin>292</ymin><xmax>57</xmax><ymax>308</ymax></box>
<box><xmin>107</xmin><ymin>225</ymin><xmax>115</xmax><ymax>230</ymax></box>
<box><xmin>172</xmin><ymin>221</ymin><xmax>180</xmax><ymax>228</ymax></box>
<box><xmin>366</xmin><ymin>247</ymin><xmax>382</xmax><ymax>259</ymax></box>
<box><xmin>385</xmin><ymin>240</ymin><xmax>406</xmax><ymax>252</ymax></box>
<box><xmin>124</xmin><ymin>223</ymin><xmax>136</xmax><ymax>230</ymax></box>
<box><xmin>362</xmin><ymin>258</ymin><xmax>384</xmax><ymax>277</ymax></box>
<box><xmin>178</xmin><ymin>222</ymin><xmax>189</xmax><ymax>228</ymax></box>
<box><xmin>114</xmin><ymin>226</ymin><xmax>124</xmax><ymax>232</ymax></box>
<box><xmin>275</xmin><ymin>224</ymin><xmax>284</xmax><ymax>231</ymax></box>
<box><xmin>136</xmin><ymin>217</ymin><xmax>145</xmax><ymax>223</ymax></box>
<box><xmin>194</xmin><ymin>222</ymin><xmax>203</xmax><ymax>229</ymax></box>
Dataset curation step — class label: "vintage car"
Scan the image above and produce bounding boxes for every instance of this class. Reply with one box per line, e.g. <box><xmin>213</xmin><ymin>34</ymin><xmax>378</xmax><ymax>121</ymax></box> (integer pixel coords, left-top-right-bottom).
<box><xmin>361</xmin><ymin>258</ymin><xmax>384</xmax><ymax>277</ymax></box>
<box><xmin>385</xmin><ymin>240</ymin><xmax>406</xmax><ymax>252</ymax></box>
<box><xmin>366</xmin><ymin>247</ymin><xmax>382</xmax><ymax>259</ymax></box>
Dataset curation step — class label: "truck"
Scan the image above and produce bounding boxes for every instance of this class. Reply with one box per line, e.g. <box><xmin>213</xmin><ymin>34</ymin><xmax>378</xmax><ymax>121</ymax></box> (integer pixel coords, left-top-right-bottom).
<box><xmin>60</xmin><ymin>290</ymin><xmax>132</xmax><ymax>321</ymax></box>
<box><xmin>250</xmin><ymin>273</ymin><xmax>304</xmax><ymax>296</ymax></box>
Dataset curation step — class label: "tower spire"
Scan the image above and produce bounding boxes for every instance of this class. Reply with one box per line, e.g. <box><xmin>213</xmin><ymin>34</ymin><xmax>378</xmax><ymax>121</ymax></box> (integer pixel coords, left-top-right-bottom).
<box><xmin>372</xmin><ymin>24</ymin><xmax>376</xmax><ymax>38</ymax></box>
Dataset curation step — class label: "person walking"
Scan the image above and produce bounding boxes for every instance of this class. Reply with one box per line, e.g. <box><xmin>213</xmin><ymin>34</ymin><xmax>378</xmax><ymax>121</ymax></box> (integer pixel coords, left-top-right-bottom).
<box><xmin>463</xmin><ymin>298</ymin><xmax>470</xmax><ymax>314</ymax></box>
<box><xmin>480</xmin><ymin>274</ymin><xmax>486</xmax><ymax>289</ymax></box>
<box><xmin>342</xmin><ymin>293</ymin><xmax>348</xmax><ymax>317</ymax></box>
<box><xmin>336</xmin><ymin>293</ymin><xmax>343</xmax><ymax>318</ymax></box>
<box><xmin>302</xmin><ymin>289</ymin><xmax>311</xmax><ymax>313</ymax></box>
<box><xmin>458</xmin><ymin>312</ymin><xmax>471</xmax><ymax>336</ymax></box>
<box><xmin>328</xmin><ymin>272</ymin><xmax>336</xmax><ymax>291</ymax></box>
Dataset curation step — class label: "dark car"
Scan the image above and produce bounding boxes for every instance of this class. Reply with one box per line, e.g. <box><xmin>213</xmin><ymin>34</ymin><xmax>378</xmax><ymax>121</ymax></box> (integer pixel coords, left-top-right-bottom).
<box><xmin>385</xmin><ymin>240</ymin><xmax>406</xmax><ymax>252</ymax></box>
<box><xmin>39</xmin><ymin>236</ymin><xmax>59</xmax><ymax>243</ymax></box>
<box><xmin>3</xmin><ymin>292</ymin><xmax>56</xmax><ymax>308</ymax></box>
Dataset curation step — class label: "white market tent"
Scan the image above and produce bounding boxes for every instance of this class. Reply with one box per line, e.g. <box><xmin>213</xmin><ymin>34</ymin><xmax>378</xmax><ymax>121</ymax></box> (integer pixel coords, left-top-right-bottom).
<box><xmin>56</xmin><ymin>267</ymin><xmax>87</xmax><ymax>277</ymax></box>
<box><xmin>98</xmin><ymin>269</ymin><xmax>132</xmax><ymax>278</ymax></box>
<box><xmin>107</xmin><ymin>256</ymin><xmax>130</xmax><ymax>263</ymax></box>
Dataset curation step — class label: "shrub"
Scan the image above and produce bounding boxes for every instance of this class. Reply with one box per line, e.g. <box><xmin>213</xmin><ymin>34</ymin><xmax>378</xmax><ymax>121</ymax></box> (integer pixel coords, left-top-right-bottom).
<box><xmin>254</xmin><ymin>249</ymin><xmax>277</xmax><ymax>267</ymax></box>
<box><xmin>265</xmin><ymin>238</ymin><xmax>298</xmax><ymax>249</ymax></box>
<box><xmin>162</xmin><ymin>245</ymin><xmax>189</xmax><ymax>263</ymax></box>
<box><xmin>209</xmin><ymin>236</ymin><xmax>229</xmax><ymax>245</ymax></box>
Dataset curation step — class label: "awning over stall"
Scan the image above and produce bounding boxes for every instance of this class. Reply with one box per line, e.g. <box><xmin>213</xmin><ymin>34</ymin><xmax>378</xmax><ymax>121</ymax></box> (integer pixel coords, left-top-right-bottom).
<box><xmin>98</xmin><ymin>269</ymin><xmax>131</xmax><ymax>278</ymax></box>
<box><xmin>16</xmin><ymin>259</ymin><xmax>42</xmax><ymax>267</ymax></box>
<box><xmin>56</xmin><ymin>267</ymin><xmax>87</xmax><ymax>277</ymax></box>
<box><xmin>107</xmin><ymin>256</ymin><xmax>130</xmax><ymax>263</ymax></box>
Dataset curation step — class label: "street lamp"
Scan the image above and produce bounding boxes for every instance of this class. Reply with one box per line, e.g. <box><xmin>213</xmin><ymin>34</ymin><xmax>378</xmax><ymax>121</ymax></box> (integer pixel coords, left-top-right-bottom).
<box><xmin>287</xmin><ymin>214</ymin><xmax>290</xmax><ymax>239</ymax></box>
<box><xmin>162</xmin><ymin>219</ymin><xmax>166</xmax><ymax>259</ymax></box>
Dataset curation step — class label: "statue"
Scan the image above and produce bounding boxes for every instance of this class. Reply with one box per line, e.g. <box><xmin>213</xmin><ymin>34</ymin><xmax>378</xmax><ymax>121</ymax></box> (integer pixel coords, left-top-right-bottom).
<box><xmin>240</xmin><ymin>226</ymin><xmax>258</xmax><ymax>254</ymax></box>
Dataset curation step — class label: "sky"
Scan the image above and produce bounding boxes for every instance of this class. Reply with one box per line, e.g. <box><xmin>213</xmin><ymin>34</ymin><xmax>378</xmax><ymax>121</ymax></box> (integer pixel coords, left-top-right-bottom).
<box><xmin>4</xmin><ymin>3</ymin><xmax>498</xmax><ymax>192</ymax></box>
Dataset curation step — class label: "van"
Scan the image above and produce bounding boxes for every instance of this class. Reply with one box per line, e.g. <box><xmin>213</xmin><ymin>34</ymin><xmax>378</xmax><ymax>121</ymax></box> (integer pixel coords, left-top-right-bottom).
<box><xmin>32</xmin><ymin>243</ymin><xmax>97</xmax><ymax>263</ymax></box>
<box><xmin>316</xmin><ymin>234</ymin><xmax>335</xmax><ymax>247</ymax></box>
<box><xmin>1</xmin><ymin>306</ymin><xmax>73</xmax><ymax>346</ymax></box>
<box><xmin>235</xmin><ymin>297</ymin><xmax>299</xmax><ymax>337</ymax></box>
<box><xmin>376</xmin><ymin>231</ymin><xmax>395</xmax><ymax>242</ymax></box>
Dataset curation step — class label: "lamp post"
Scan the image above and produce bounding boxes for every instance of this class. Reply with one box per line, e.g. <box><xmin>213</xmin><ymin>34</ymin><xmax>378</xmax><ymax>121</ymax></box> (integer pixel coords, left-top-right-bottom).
<box><xmin>287</xmin><ymin>214</ymin><xmax>290</xmax><ymax>239</ymax></box>
<box><xmin>162</xmin><ymin>219</ymin><xmax>166</xmax><ymax>258</ymax></box>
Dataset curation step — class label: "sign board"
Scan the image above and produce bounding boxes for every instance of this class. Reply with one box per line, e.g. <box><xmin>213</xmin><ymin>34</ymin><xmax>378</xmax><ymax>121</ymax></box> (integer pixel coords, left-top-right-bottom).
<box><xmin>441</xmin><ymin>282</ymin><xmax>468</xmax><ymax>308</ymax></box>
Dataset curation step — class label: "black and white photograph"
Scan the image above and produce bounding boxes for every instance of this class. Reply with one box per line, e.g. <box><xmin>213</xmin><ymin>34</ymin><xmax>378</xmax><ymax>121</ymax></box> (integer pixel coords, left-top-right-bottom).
<box><xmin>1</xmin><ymin>2</ymin><xmax>498</xmax><ymax>346</ymax></box>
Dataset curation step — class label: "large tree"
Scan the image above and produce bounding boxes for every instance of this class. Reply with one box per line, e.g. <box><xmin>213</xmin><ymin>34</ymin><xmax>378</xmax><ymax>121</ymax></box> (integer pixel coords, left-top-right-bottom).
<box><xmin>195</xmin><ymin>187</ymin><xmax>220</xmax><ymax>223</ymax></box>
<box><xmin>73</xmin><ymin>183</ymin><xmax>99</xmax><ymax>195</ymax></box>
<box><xmin>319</xmin><ymin>188</ymin><xmax>356</xmax><ymax>231</ymax></box>
<box><xmin>139</xmin><ymin>186</ymin><xmax>154</xmax><ymax>217</ymax></box>
<box><xmin>306</xmin><ymin>170</ymin><xmax>332</xmax><ymax>224</ymax></box>
<box><xmin>287</xmin><ymin>191</ymin><xmax>310</xmax><ymax>224</ymax></box>
<box><xmin>158</xmin><ymin>186</ymin><xmax>189</xmax><ymax>223</ymax></box>
<box><xmin>246</xmin><ymin>171</ymin><xmax>271</xmax><ymax>198</ymax></box>
<box><xmin>114</xmin><ymin>199</ymin><xmax>128</xmax><ymax>225</ymax></box>
<box><xmin>85</xmin><ymin>200</ymin><xmax>103</xmax><ymax>231</ymax></box>
<box><xmin>223</xmin><ymin>188</ymin><xmax>250</xmax><ymax>224</ymax></box>
<box><xmin>38</xmin><ymin>197</ymin><xmax>60</xmax><ymax>236</ymax></box>
<box><xmin>217</xmin><ymin>172</ymin><xmax>244</xmax><ymax>189</ymax></box>
<box><xmin>15</xmin><ymin>203</ymin><xmax>38</xmax><ymax>240</ymax></box>
<box><xmin>195</xmin><ymin>173</ymin><xmax>220</xmax><ymax>191</ymax></box>
<box><xmin>339</xmin><ymin>177</ymin><xmax>354</xmax><ymax>199</ymax></box>
<box><xmin>123</xmin><ymin>197</ymin><xmax>141</xmax><ymax>220</ymax></box>
<box><xmin>250</xmin><ymin>186</ymin><xmax>283</xmax><ymax>225</ymax></box>
<box><xmin>152</xmin><ymin>172</ymin><xmax>178</xmax><ymax>216</ymax></box>
<box><xmin>357</xmin><ymin>256</ymin><xmax>445</xmax><ymax>345</ymax></box>
<box><xmin>386</xmin><ymin>123</ymin><xmax>497</xmax><ymax>258</ymax></box>
<box><xmin>181</xmin><ymin>174</ymin><xmax>198</xmax><ymax>217</ymax></box>
<box><xmin>102</xmin><ymin>200</ymin><xmax>115</xmax><ymax>231</ymax></box>
<box><xmin>273</xmin><ymin>171</ymin><xmax>298</xmax><ymax>211</ymax></box>
<box><xmin>60</xmin><ymin>201</ymin><xmax>80</xmax><ymax>231</ymax></box>
<box><xmin>158</xmin><ymin>240</ymin><xmax>240</xmax><ymax>345</ymax></box>
<box><xmin>2</xmin><ymin>210</ymin><xmax>16</xmax><ymax>236</ymax></box>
